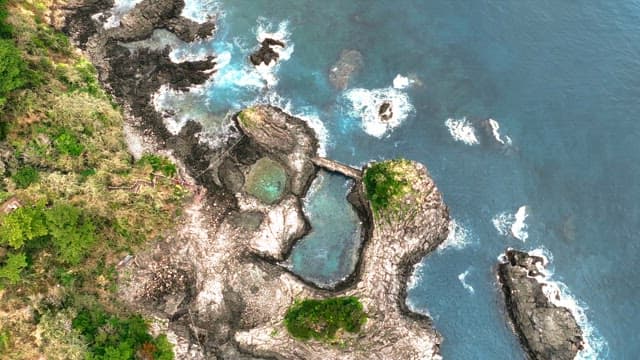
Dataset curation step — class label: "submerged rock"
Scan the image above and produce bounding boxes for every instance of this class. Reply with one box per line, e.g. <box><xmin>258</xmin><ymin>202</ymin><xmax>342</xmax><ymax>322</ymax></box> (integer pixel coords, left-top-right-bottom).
<box><xmin>329</xmin><ymin>49</ymin><xmax>364</xmax><ymax>90</ymax></box>
<box><xmin>249</xmin><ymin>38</ymin><xmax>286</xmax><ymax>66</ymax></box>
<box><xmin>498</xmin><ymin>250</ymin><xmax>584</xmax><ymax>360</ymax></box>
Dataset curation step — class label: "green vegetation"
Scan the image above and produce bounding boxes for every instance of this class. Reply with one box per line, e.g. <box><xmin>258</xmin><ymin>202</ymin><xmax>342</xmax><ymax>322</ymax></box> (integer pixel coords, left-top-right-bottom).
<box><xmin>237</xmin><ymin>107</ymin><xmax>260</xmax><ymax>129</ymax></box>
<box><xmin>73</xmin><ymin>307</ymin><xmax>173</xmax><ymax>360</ymax></box>
<box><xmin>54</xmin><ymin>129</ymin><xmax>84</xmax><ymax>156</ymax></box>
<box><xmin>11</xmin><ymin>165</ymin><xmax>39</xmax><ymax>188</ymax></box>
<box><xmin>284</xmin><ymin>296</ymin><xmax>367</xmax><ymax>342</ymax></box>
<box><xmin>0</xmin><ymin>2</ymin><xmax>186</xmax><ymax>358</ymax></box>
<box><xmin>363</xmin><ymin>159</ymin><xmax>415</xmax><ymax>215</ymax></box>
<box><xmin>139</xmin><ymin>154</ymin><xmax>178</xmax><ymax>177</ymax></box>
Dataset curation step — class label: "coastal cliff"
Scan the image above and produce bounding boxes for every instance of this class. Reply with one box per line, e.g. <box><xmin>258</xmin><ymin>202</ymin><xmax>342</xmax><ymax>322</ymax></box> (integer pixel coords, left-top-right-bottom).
<box><xmin>498</xmin><ymin>250</ymin><xmax>584</xmax><ymax>360</ymax></box>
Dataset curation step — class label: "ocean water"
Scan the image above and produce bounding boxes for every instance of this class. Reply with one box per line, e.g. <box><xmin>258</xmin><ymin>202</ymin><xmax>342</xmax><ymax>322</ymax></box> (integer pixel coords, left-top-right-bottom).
<box><xmin>118</xmin><ymin>0</ymin><xmax>640</xmax><ymax>358</ymax></box>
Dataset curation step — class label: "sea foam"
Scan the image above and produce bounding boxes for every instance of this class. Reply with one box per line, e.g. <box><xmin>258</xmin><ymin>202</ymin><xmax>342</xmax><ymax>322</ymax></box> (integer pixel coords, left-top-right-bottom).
<box><xmin>100</xmin><ymin>0</ymin><xmax>144</xmax><ymax>29</ymax></box>
<box><xmin>343</xmin><ymin>87</ymin><xmax>414</xmax><ymax>138</ymax></box>
<box><xmin>438</xmin><ymin>219</ymin><xmax>473</xmax><ymax>251</ymax></box>
<box><xmin>458</xmin><ymin>268</ymin><xmax>475</xmax><ymax>294</ymax></box>
<box><xmin>181</xmin><ymin>0</ymin><xmax>222</xmax><ymax>24</ymax></box>
<box><xmin>253</xmin><ymin>18</ymin><xmax>294</xmax><ymax>88</ymax></box>
<box><xmin>488</xmin><ymin>118</ymin><xmax>512</xmax><ymax>146</ymax></box>
<box><xmin>445</xmin><ymin>117</ymin><xmax>479</xmax><ymax>145</ymax></box>
<box><xmin>492</xmin><ymin>205</ymin><xmax>529</xmax><ymax>242</ymax></box>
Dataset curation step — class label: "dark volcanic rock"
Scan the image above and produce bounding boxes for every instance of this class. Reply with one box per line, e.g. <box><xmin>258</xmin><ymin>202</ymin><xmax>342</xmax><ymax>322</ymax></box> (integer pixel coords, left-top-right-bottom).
<box><xmin>379</xmin><ymin>101</ymin><xmax>393</xmax><ymax>122</ymax></box>
<box><xmin>249</xmin><ymin>38</ymin><xmax>285</xmax><ymax>66</ymax></box>
<box><xmin>498</xmin><ymin>250</ymin><xmax>584</xmax><ymax>360</ymax></box>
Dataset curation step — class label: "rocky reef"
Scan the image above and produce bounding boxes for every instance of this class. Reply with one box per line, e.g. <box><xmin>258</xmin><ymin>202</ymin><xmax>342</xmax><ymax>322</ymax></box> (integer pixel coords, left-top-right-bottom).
<box><xmin>498</xmin><ymin>250</ymin><xmax>584</xmax><ymax>360</ymax></box>
<box><xmin>329</xmin><ymin>49</ymin><xmax>364</xmax><ymax>90</ymax></box>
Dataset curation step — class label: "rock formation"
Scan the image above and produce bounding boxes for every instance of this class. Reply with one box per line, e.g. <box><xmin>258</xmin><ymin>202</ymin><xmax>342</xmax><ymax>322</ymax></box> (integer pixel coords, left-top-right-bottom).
<box><xmin>250</xmin><ymin>38</ymin><xmax>286</xmax><ymax>66</ymax></box>
<box><xmin>498</xmin><ymin>250</ymin><xmax>584</xmax><ymax>360</ymax></box>
<box><xmin>378</xmin><ymin>101</ymin><xmax>393</xmax><ymax>122</ymax></box>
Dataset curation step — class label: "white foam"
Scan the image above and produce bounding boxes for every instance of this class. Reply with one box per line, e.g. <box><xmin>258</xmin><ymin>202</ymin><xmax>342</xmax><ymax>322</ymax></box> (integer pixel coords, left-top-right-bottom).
<box><xmin>344</xmin><ymin>87</ymin><xmax>414</xmax><ymax>138</ymax></box>
<box><xmin>458</xmin><ymin>268</ymin><xmax>475</xmax><ymax>294</ymax></box>
<box><xmin>519</xmin><ymin>248</ymin><xmax>610</xmax><ymax>360</ymax></box>
<box><xmin>407</xmin><ymin>261</ymin><xmax>425</xmax><ymax>292</ymax></box>
<box><xmin>102</xmin><ymin>0</ymin><xmax>144</xmax><ymax>29</ymax></box>
<box><xmin>488</xmin><ymin>118</ymin><xmax>512</xmax><ymax>146</ymax></box>
<box><xmin>445</xmin><ymin>117</ymin><xmax>479</xmax><ymax>145</ymax></box>
<box><xmin>492</xmin><ymin>205</ymin><xmax>529</xmax><ymax>242</ymax></box>
<box><xmin>512</xmin><ymin>206</ymin><xmax>529</xmax><ymax>242</ymax></box>
<box><xmin>438</xmin><ymin>219</ymin><xmax>472</xmax><ymax>251</ymax></box>
<box><xmin>152</xmin><ymin>84</ymin><xmax>210</xmax><ymax>135</ymax></box>
<box><xmin>253</xmin><ymin>18</ymin><xmax>294</xmax><ymax>88</ymax></box>
<box><xmin>181</xmin><ymin>0</ymin><xmax>222</xmax><ymax>24</ymax></box>
<box><xmin>392</xmin><ymin>74</ymin><xmax>412</xmax><ymax>89</ymax></box>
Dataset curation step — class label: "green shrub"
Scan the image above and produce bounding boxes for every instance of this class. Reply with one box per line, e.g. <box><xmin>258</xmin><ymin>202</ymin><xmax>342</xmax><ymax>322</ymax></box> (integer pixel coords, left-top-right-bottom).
<box><xmin>72</xmin><ymin>308</ymin><xmax>174</xmax><ymax>360</ymax></box>
<box><xmin>0</xmin><ymin>328</ymin><xmax>10</xmax><ymax>353</ymax></box>
<box><xmin>363</xmin><ymin>159</ymin><xmax>412</xmax><ymax>214</ymax></box>
<box><xmin>0</xmin><ymin>39</ymin><xmax>26</xmax><ymax>107</ymax></box>
<box><xmin>139</xmin><ymin>154</ymin><xmax>177</xmax><ymax>177</ymax></box>
<box><xmin>284</xmin><ymin>296</ymin><xmax>367</xmax><ymax>342</ymax></box>
<box><xmin>0</xmin><ymin>252</ymin><xmax>27</xmax><ymax>285</ymax></box>
<box><xmin>0</xmin><ymin>0</ymin><xmax>12</xmax><ymax>39</ymax></box>
<box><xmin>54</xmin><ymin>130</ymin><xmax>84</xmax><ymax>156</ymax></box>
<box><xmin>0</xmin><ymin>203</ymin><xmax>96</xmax><ymax>267</ymax></box>
<box><xmin>12</xmin><ymin>166</ymin><xmax>39</xmax><ymax>188</ymax></box>
<box><xmin>45</xmin><ymin>204</ymin><xmax>96</xmax><ymax>265</ymax></box>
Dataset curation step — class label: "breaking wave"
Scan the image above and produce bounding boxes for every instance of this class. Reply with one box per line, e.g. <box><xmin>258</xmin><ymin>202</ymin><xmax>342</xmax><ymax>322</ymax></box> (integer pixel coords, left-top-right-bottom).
<box><xmin>438</xmin><ymin>219</ymin><xmax>473</xmax><ymax>251</ymax></box>
<box><xmin>458</xmin><ymin>268</ymin><xmax>475</xmax><ymax>294</ymax></box>
<box><xmin>343</xmin><ymin>87</ymin><xmax>414</xmax><ymax>138</ymax></box>
<box><xmin>445</xmin><ymin>117</ymin><xmax>479</xmax><ymax>145</ymax></box>
<box><xmin>181</xmin><ymin>0</ymin><xmax>222</xmax><ymax>24</ymax></box>
<box><xmin>492</xmin><ymin>205</ymin><xmax>529</xmax><ymax>242</ymax></box>
<box><xmin>487</xmin><ymin>118</ymin><xmax>512</xmax><ymax>146</ymax></box>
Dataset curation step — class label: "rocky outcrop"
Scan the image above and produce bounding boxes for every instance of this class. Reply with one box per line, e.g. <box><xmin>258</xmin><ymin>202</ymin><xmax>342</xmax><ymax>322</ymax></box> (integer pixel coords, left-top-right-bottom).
<box><xmin>498</xmin><ymin>250</ymin><xmax>584</xmax><ymax>360</ymax></box>
<box><xmin>378</xmin><ymin>101</ymin><xmax>393</xmax><ymax>122</ymax></box>
<box><xmin>329</xmin><ymin>49</ymin><xmax>364</xmax><ymax>90</ymax></box>
<box><xmin>250</xmin><ymin>38</ymin><xmax>286</xmax><ymax>66</ymax></box>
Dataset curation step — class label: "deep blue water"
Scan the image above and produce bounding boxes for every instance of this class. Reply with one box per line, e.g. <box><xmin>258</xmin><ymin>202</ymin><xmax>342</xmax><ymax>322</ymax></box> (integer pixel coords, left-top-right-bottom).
<box><xmin>133</xmin><ymin>0</ymin><xmax>640</xmax><ymax>358</ymax></box>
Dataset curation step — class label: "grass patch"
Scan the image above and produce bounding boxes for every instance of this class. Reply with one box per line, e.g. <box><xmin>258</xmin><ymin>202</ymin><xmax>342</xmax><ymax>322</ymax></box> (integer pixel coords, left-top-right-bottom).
<box><xmin>284</xmin><ymin>296</ymin><xmax>367</xmax><ymax>342</ymax></box>
<box><xmin>363</xmin><ymin>159</ymin><xmax>415</xmax><ymax>215</ymax></box>
<box><xmin>237</xmin><ymin>107</ymin><xmax>260</xmax><ymax>129</ymax></box>
<box><xmin>138</xmin><ymin>154</ymin><xmax>177</xmax><ymax>177</ymax></box>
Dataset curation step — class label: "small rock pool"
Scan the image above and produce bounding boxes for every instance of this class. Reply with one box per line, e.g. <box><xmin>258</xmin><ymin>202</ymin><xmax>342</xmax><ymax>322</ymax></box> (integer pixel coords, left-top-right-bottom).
<box><xmin>286</xmin><ymin>170</ymin><xmax>364</xmax><ymax>288</ymax></box>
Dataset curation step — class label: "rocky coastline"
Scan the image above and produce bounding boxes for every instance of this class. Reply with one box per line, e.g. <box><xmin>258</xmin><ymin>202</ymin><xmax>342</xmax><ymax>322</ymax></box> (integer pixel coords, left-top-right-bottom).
<box><xmin>498</xmin><ymin>250</ymin><xmax>584</xmax><ymax>360</ymax></box>
<box><xmin>47</xmin><ymin>1</ymin><xmax>587</xmax><ymax>358</ymax></box>
<box><xmin>50</xmin><ymin>1</ymin><xmax>450</xmax><ymax>358</ymax></box>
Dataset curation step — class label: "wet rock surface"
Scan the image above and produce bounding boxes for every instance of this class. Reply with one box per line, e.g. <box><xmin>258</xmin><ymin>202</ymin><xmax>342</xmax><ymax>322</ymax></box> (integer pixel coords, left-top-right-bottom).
<box><xmin>498</xmin><ymin>250</ymin><xmax>584</xmax><ymax>360</ymax></box>
<box><xmin>378</xmin><ymin>101</ymin><xmax>393</xmax><ymax>122</ymax></box>
<box><xmin>250</xmin><ymin>38</ymin><xmax>286</xmax><ymax>66</ymax></box>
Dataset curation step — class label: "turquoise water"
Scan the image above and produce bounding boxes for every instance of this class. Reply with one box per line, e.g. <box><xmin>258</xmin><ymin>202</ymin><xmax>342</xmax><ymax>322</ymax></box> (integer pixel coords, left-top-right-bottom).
<box><xmin>146</xmin><ymin>0</ymin><xmax>640</xmax><ymax>358</ymax></box>
<box><xmin>286</xmin><ymin>171</ymin><xmax>362</xmax><ymax>288</ymax></box>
